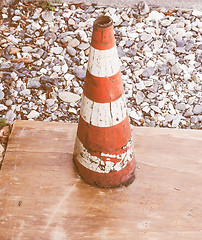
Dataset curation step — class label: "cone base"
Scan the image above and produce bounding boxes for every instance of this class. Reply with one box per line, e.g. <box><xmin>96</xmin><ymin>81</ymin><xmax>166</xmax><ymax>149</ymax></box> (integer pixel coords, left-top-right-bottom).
<box><xmin>73</xmin><ymin>156</ymin><xmax>135</xmax><ymax>188</ymax></box>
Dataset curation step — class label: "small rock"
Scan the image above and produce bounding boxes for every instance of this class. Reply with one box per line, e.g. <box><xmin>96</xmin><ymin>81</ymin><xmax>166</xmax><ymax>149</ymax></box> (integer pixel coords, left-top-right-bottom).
<box><xmin>151</xmin><ymin>105</ymin><xmax>161</xmax><ymax>113</ymax></box>
<box><xmin>27</xmin><ymin>78</ymin><xmax>41</xmax><ymax>89</ymax></box>
<box><xmin>77</xmin><ymin>42</ymin><xmax>90</xmax><ymax>50</ymax></box>
<box><xmin>64</xmin><ymin>73</ymin><xmax>74</xmax><ymax>81</ymax></box>
<box><xmin>68</xmin><ymin>38</ymin><xmax>80</xmax><ymax>48</ymax></box>
<box><xmin>191</xmin><ymin>116</ymin><xmax>199</xmax><ymax>124</ymax></box>
<box><xmin>73</xmin><ymin>67</ymin><xmax>86</xmax><ymax>80</ymax></box>
<box><xmin>9</xmin><ymin>47</ymin><xmax>21</xmax><ymax>55</ymax></box>
<box><xmin>62</xmin><ymin>64</ymin><xmax>68</xmax><ymax>74</ymax></box>
<box><xmin>42</xmin><ymin>11</ymin><xmax>53</xmax><ymax>22</ymax></box>
<box><xmin>176</xmin><ymin>40</ymin><xmax>185</xmax><ymax>47</ymax></box>
<box><xmin>68</xmin><ymin>108</ymin><xmax>77</xmax><ymax>114</ymax></box>
<box><xmin>45</xmin><ymin>32</ymin><xmax>57</xmax><ymax>43</ymax></box>
<box><xmin>141</xmin><ymin>32</ymin><xmax>152</xmax><ymax>42</ymax></box>
<box><xmin>161</xmin><ymin>19</ymin><xmax>171</xmax><ymax>27</ymax></box>
<box><xmin>31</xmin><ymin>22</ymin><xmax>41</xmax><ymax>31</ymax></box>
<box><xmin>184</xmin><ymin>109</ymin><xmax>193</xmax><ymax>117</ymax></box>
<box><xmin>5</xmin><ymin>99</ymin><xmax>13</xmax><ymax>106</ymax></box>
<box><xmin>138</xmin><ymin>1</ymin><xmax>150</xmax><ymax>15</ymax></box>
<box><xmin>175</xmin><ymin>103</ymin><xmax>186</xmax><ymax>111</ymax></box>
<box><xmin>171</xmin><ymin>63</ymin><xmax>182</xmax><ymax>75</ymax></box>
<box><xmin>192</xmin><ymin>10</ymin><xmax>202</xmax><ymax>17</ymax></box>
<box><xmin>165</xmin><ymin>114</ymin><xmax>174</xmax><ymax>122</ymax></box>
<box><xmin>68</xmin><ymin>18</ymin><xmax>75</xmax><ymax>25</ymax></box>
<box><xmin>20</xmin><ymin>89</ymin><xmax>31</xmax><ymax>96</ymax></box>
<box><xmin>22</xmin><ymin>46</ymin><xmax>33</xmax><ymax>52</ymax></box>
<box><xmin>135</xmin><ymin>91</ymin><xmax>145</xmax><ymax>105</ymax></box>
<box><xmin>6</xmin><ymin>110</ymin><xmax>16</xmax><ymax>122</ymax></box>
<box><xmin>0</xmin><ymin>91</ymin><xmax>4</xmax><ymax>100</ymax></box>
<box><xmin>77</xmin><ymin>30</ymin><xmax>88</xmax><ymax>42</ymax></box>
<box><xmin>53</xmin><ymin>66</ymin><xmax>61</xmax><ymax>73</ymax></box>
<box><xmin>136</xmin><ymin>81</ymin><xmax>145</xmax><ymax>90</ymax></box>
<box><xmin>193</xmin><ymin>105</ymin><xmax>202</xmax><ymax>115</ymax></box>
<box><xmin>27</xmin><ymin>110</ymin><xmax>40</xmax><ymax>119</ymax></box>
<box><xmin>130</xmin><ymin>110</ymin><xmax>142</xmax><ymax>120</ymax></box>
<box><xmin>164</xmin><ymin>83</ymin><xmax>172</xmax><ymax>91</ymax></box>
<box><xmin>0</xmin><ymin>104</ymin><xmax>7</xmax><ymax>111</ymax></box>
<box><xmin>142</xmin><ymin>67</ymin><xmax>155</xmax><ymax>77</ymax></box>
<box><xmin>58</xmin><ymin>91</ymin><xmax>81</xmax><ymax>103</ymax></box>
<box><xmin>51</xmin><ymin>47</ymin><xmax>63</xmax><ymax>55</ymax></box>
<box><xmin>66</xmin><ymin>46</ymin><xmax>76</xmax><ymax>56</ymax></box>
<box><xmin>148</xmin><ymin>11</ymin><xmax>165</xmax><ymax>21</ymax></box>
<box><xmin>172</xmin><ymin>114</ymin><xmax>182</xmax><ymax>128</ymax></box>
<box><xmin>46</xmin><ymin>99</ymin><xmax>55</xmax><ymax>107</ymax></box>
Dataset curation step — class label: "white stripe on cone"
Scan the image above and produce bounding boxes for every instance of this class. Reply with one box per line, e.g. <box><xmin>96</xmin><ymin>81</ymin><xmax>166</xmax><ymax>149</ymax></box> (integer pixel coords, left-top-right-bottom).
<box><xmin>74</xmin><ymin>137</ymin><xmax>134</xmax><ymax>173</ymax></box>
<box><xmin>87</xmin><ymin>46</ymin><xmax>120</xmax><ymax>77</ymax></box>
<box><xmin>80</xmin><ymin>94</ymin><xmax>127</xmax><ymax>127</ymax></box>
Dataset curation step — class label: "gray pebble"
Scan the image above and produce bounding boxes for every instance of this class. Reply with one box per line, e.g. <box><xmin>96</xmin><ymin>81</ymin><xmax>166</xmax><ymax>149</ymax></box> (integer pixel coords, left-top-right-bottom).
<box><xmin>6</xmin><ymin>109</ymin><xmax>16</xmax><ymax>122</ymax></box>
<box><xmin>66</xmin><ymin>46</ymin><xmax>77</xmax><ymax>57</ymax></box>
<box><xmin>0</xmin><ymin>90</ymin><xmax>4</xmax><ymax>100</ymax></box>
<box><xmin>175</xmin><ymin>103</ymin><xmax>187</xmax><ymax>111</ymax></box>
<box><xmin>77</xmin><ymin>42</ymin><xmax>90</xmax><ymax>50</ymax></box>
<box><xmin>193</xmin><ymin>105</ymin><xmax>202</xmax><ymax>115</ymax></box>
<box><xmin>142</xmin><ymin>67</ymin><xmax>155</xmax><ymax>77</ymax></box>
<box><xmin>73</xmin><ymin>67</ymin><xmax>86</xmax><ymax>80</ymax></box>
<box><xmin>27</xmin><ymin>78</ymin><xmax>41</xmax><ymax>89</ymax></box>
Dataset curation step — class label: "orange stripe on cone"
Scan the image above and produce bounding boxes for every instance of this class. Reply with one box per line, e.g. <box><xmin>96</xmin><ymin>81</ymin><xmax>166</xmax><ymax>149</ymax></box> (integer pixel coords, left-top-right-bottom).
<box><xmin>91</xmin><ymin>16</ymin><xmax>115</xmax><ymax>50</ymax></box>
<box><xmin>83</xmin><ymin>70</ymin><xmax>124</xmax><ymax>103</ymax></box>
<box><xmin>77</xmin><ymin>115</ymin><xmax>131</xmax><ymax>153</ymax></box>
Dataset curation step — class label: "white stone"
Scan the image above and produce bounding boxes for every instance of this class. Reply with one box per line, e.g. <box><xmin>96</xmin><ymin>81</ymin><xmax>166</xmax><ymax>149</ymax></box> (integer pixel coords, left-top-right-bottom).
<box><xmin>36</xmin><ymin>38</ymin><xmax>45</xmax><ymax>45</ymax></box>
<box><xmin>12</xmin><ymin>16</ymin><xmax>21</xmax><ymax>21</ymax></box>
<box><xmin>130</xmin><ymin>110</ymin><xmax>142</xmax><ymax>120</ymax></box>
<box><xmin>50</xmin><ymin>72</ymin><xmax>58</xmax><ymax>79</ymax></box>
<box><xmin>142</xmin><ymin>105</ymin><xmax>150</xmax><ymax>113</ymax></box>
<box><xmin>136</xmin><ymin>81</ymin><xmax>145</xmax><ymax>90</ymax></box>
<box><xmin>40</xmin><ymin>68</ymin><xmax>47</xmax><ymax>74</ymax></box>
<box><xmin>27</xmin><ymin>110</ymin><xmax>39</xmax><ymax>119</ymax></box>
<box><xmin>68</xmin><ymin>108</ymin><xmax>77</xmax><ymax>114</ymax></box>
<box><xmin>135</xmin><ymin>91</ymin><xmax>145</xmax><ymax>105</ymax></box>
<box><xmin>11</xmin><ymin>72</ymin><xmax>18</xmax><ymax>81</ymax></box>
<box><xmin>42</xmin><ymin>11</ymin><xmax>53</xmax><ymax>22</ymax></box>
<box><xmin>64</xmin><ymin>73</ymin><xmax>74</xmax><ymax>81</ymax></box>
<box><xmin>148</xmin><ymin>11</ymin><xmax>165</xmax><ymax>21</ymax></box>
<box><xmin>31</xmin><ymin>22</ymin><xmax>41</xmax><ymax>31</ymax></box>
<box><xmin>164</xmin><ymin>83</ymin><xmax>172</xmax><ymax>91</ymax></box>
<box><xmin>22</xmin><ymin>46</ymin><xmax>33</xmax><ymax>52</ymax></box>
<box><xmin>151</xmin><ymin>105</ymin><xmax>161</xmax><ymax>113</ymax></box>
<box><xmin>58</xmin><ymin>91</ymin><xmax>81</xmax><ymax>103</ymax></box>
<box><xmin>53</xmin><ymin>66</ymin><xmax>62</xmax><ymax>73</ymax></box>
<box><xmin>7</xmin><ymin>35</ymin><xmax>20</xmax><ymax>44</ymax></box>
<box><xmin>0</xmin><ymin>104</ymin><xmax>8</xmax><ymax>111</ymax></box>
<box><xmin>192</xmin><ymin>10</ymin><xmax>202</xmax><ymax>17</ymax></box>
<box><xmin>50</xmin><ymin>47</ymin><xmax>63</xmax><ymax>54</ymax></box>
<box><xmin>62</xmin><ymin>64</ymin><xmax>68</xmax><ymax>74</ymax></box>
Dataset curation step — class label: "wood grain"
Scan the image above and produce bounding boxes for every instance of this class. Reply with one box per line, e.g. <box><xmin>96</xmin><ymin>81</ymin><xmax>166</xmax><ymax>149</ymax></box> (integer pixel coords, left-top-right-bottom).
<box><xmin>0</xmin><ymin>120</ymin><xmax>201</xmax><ymax>240</ymax></box>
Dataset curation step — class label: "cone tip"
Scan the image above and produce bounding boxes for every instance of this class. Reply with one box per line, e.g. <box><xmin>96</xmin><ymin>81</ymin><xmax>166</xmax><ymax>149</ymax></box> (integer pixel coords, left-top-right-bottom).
<box><xmin>94</xmin><ymin>16</ymin><xmax>113</xmax><ymax>29</ymax></box>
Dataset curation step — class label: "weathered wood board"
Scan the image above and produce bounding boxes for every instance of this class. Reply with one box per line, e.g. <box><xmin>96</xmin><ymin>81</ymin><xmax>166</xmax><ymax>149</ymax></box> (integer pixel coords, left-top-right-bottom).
<box><xmin>0</xmin><ymin>120</ymin><xmax>202</xmax><ymax>240</ymax></box>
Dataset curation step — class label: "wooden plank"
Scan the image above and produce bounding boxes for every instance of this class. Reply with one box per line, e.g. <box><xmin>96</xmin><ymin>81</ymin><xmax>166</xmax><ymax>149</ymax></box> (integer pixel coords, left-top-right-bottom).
<box><xmin>0</xmin><ymin>120</ymin><xmax>202</xmax><ymax>240</ymax></box>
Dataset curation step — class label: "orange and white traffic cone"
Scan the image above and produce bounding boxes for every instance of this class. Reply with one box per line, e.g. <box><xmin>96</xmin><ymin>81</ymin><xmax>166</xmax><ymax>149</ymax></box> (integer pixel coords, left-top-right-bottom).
<box><xmin>73</xmin><ymin>16</ymin><xmax>135</xmax><ymax>188</ymax></box>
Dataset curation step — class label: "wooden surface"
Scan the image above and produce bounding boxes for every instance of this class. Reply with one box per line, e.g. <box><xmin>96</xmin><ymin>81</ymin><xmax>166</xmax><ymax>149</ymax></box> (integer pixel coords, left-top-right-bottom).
<box><xmin>0</xmin><ymin>120</ymin><xmax>202</xmax><ymax>240</ymax></box>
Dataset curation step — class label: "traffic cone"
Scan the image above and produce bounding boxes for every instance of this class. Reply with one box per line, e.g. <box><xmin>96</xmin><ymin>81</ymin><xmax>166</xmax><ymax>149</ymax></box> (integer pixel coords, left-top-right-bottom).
<box><xmin>73</xmin><ymin>16</ymin><xmax>135</xmax><ymax>188</ymax></box>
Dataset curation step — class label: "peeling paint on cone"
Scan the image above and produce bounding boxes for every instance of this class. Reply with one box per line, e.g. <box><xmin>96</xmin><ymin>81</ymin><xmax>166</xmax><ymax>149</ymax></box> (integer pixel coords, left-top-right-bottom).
<box><xmin>73</xmin><ymin>16</ymin><xmax>135</xmax><ymax>188</ymax></box>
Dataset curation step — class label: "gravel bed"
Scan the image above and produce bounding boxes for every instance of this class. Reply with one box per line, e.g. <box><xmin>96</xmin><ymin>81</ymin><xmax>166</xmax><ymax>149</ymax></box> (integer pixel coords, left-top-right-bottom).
<box><xmin>0</xmin><ymin>0</ymin><xmax>201</xmax><ymax>129</ymax></box>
